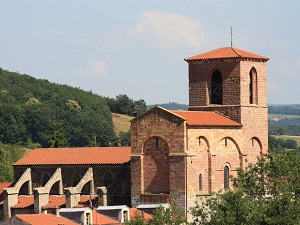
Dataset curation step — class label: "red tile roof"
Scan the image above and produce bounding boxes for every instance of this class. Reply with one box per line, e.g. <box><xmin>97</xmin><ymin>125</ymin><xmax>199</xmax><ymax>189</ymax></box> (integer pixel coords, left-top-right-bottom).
<box><xmin>15</xmin><ymin>214</ymin><xmax>80</xmax><ymax>225</ymax></box>
<box><xmin>11</xmin><ymin>196</ymin><xmax>34</xmax><ymax>209</ymax></box>
<box><xmin>92</xmin><ymin>211</ymin><xmax>121</xmax><ymax>224</ymax></box>
<box><xmin>42</xmin><ymin>195</ymin><xmax>66</xmax><ymax>209</ymax></box>
<box><xmin>130</xmin><ymin>208</ymin><xmax>153</xmax><ymax>220</ymax></box>
<box><xmin>185</xmin><ymin>47</ymin><xmax>269</xmax><ymax>61</ymax></box>
<box><xmin>171</xmin><ymin>110</ymin><xmax>241</xmax><ymax>127</ymax></box>
<box><xmin>0</xmin><ymin>182</ymin><xmax>13</xmax><ymax>202</ymax></box>
<box><xmin>13</xmin><ymin>147</ymin><xmax>131</xmax><ymax>166</ymax></box>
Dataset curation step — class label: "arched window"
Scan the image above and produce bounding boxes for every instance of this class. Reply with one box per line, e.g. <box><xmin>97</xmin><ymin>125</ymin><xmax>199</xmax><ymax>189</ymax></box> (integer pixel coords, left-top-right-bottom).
<box><xmin>249</xmin><ymin>68</ymin><xmax>258</xmax><ymax>104</ymax></box>
<box><xmin>249</xmin><ymin>71</ymin><xmax>253</xmax><ymax>104</ymax></box>
<box><xmin>199</xmin><ymin>174</ymin><xmax>203</xmax><ymax>191</ymax></box>
<box><xmin>211</xmin><ymin>70</ymin><xmax>223</xmax><ymax>104</ymax></box>
<box><xmin>224</xmin><ymin>166</ymin><xmax>229</xmax><ymax>189</ymax></box>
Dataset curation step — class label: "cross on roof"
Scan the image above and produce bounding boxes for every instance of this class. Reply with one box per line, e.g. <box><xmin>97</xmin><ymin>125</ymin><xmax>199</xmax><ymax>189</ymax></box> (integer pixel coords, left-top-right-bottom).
<box><xmin>230</xmin><ymin>27</ymin><xmax>234</xmax><ymax>47</ymax></box>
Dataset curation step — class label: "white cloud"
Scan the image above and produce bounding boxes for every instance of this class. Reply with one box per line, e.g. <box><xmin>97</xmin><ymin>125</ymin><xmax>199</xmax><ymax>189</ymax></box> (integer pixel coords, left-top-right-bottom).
<box><xmin>130</xmin><ymin>10</ymin><xmax>208</xmax><ymax>49</ymax></box>
<box><xmin>78</xmin><ymin>59</ymin><xmax>108</xmax><ymax>78</ymax></box>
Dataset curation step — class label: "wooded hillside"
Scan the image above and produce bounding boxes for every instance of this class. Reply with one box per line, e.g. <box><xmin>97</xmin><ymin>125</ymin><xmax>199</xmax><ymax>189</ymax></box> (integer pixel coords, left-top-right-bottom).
<box><xmin>0</xmin><ymin>68</ymin><xmax>137</xmax><ymax>148</ymax></box>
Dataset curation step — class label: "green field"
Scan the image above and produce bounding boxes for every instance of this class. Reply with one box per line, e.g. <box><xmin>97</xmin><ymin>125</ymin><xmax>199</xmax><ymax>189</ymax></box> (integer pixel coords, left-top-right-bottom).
<box><xmin>269</xmin><ymin>113</ymin><xmax>300</xmax><ymax>120</ymax></box>
<box><xmin>272</xmin><ymin>135</ymin><xmax>300</xmax><ymax>145</ymax></box>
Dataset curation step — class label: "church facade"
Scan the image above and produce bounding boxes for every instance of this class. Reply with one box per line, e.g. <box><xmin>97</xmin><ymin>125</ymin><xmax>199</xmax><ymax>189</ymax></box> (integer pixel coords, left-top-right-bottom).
<box><xmin>130</xmin><ymin>47</ymin><xmax>269</xmax><ymax>217</ymax></box>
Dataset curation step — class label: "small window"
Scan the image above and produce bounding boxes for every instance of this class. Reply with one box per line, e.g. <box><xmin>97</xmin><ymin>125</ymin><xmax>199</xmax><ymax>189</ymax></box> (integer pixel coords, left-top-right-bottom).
<box><xmin>224</xmin><ymin>166</ymin><xmax>229</xmax><ymax>189</ymax></box>
<box><xmin>86</xmin><ymin>212</ymin><xmax>91</xmax><ymax>225</ymax></box>
<box><xmin>199</xmin><ymin>174</ymin><xmax>203</xmax><ymax>191</ymax></box>
<box><xmin>123</xmin><ymin>210</ymin><xmax>128</xmax><ymax>222</ymax></box>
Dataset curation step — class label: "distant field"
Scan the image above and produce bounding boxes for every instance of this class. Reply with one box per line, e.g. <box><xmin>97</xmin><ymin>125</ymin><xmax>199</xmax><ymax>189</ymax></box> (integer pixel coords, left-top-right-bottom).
<box><xmin>272</xmin><ymin>135</ymin><xmax>300</xmax><ymax>145</ymax></box>
<box><xmin>112</xmin><ymin>113</ymin><xmax>133</xmax><ymax>136</ymax></box>
<box><xmin>269</xmin><ymin>113</ymin><xmax>300</xmax><ymax>120</ymax></box>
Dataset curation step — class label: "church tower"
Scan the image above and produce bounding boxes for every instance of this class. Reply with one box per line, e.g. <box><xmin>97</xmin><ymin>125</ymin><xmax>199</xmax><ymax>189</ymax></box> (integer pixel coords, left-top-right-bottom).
<box><xmin>185</xmin><ymin>47</ymin><xmax>269</xmax><ymax>155</ymax></box>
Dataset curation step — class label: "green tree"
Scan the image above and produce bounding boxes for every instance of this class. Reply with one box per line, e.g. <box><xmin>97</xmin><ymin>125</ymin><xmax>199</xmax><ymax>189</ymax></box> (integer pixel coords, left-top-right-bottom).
<box><xmin>126</xmin><ymin>203</ymin><xmax>186</xmax><ymax>225</ymax></box>
<box><xmin>0</xmin><ymin>148</ymin><xmax>13</xmax><ymax>182</ymax></box>
<box><xmin>190</xmin><ymin>150</ymin><xmax>300</xmax><ymax>225</ymax></box>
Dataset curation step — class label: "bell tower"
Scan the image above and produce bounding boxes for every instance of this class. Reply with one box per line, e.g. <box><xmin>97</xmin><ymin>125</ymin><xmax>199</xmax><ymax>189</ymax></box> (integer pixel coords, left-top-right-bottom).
<box><xmin>185</xmin><ymin>47</ymin><xmax>270</xmax><ymax>153</ymax></box>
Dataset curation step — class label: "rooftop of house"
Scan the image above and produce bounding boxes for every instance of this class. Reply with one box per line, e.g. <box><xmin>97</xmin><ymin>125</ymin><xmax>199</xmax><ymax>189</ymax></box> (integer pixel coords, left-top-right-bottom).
<box><xmin>184</xmin><ymin>46</ymin><xmax>269</xmax><ymax>61</ymax></box>
<box><xmin>129</xmin><ymin>208</ymin><xmax>153</xmax><ymax>221</ymax></box>
<box><xmin>92</xmin><ymin>211</ymin><xmax>121</xmax><ymax>225</ymax></box>
<box><xmin>7</xmin><ymin>214</ymin><xmax>80</xmax><ymax>225</ymax></box>
<box><xmin>13</xmin><ymin>147</ymin><xmax>131</xmax><ymax>166</ymax></box>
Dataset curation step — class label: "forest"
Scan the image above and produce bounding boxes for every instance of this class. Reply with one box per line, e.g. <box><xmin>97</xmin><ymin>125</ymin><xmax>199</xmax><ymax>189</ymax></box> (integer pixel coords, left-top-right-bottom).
<box><xmin>0</xmin><ymin>68</ymin><xmax>146</xmax><ymax>149</ymax></box>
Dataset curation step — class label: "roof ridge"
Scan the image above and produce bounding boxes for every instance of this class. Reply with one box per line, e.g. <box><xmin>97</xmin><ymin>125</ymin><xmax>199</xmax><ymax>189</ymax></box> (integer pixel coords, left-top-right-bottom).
<box><xmin>231</xmin><ymin>47</ymin><xmax>242</xmax><ymax>57</ymax></box>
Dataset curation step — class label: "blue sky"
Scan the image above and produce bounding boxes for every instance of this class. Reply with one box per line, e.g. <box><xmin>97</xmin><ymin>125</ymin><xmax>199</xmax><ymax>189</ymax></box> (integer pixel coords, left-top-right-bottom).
<box><xmin>1</xmin><ymin>0</ymin><xmax>299</xmax><ymax>105</ymax></box>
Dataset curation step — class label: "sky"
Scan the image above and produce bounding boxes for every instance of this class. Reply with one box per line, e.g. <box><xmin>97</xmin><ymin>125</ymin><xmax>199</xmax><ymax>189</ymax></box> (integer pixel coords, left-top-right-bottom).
<box><xmin>0</xmin><ymin>0</ymin><xmax>300</xmax><ymax>105</ymax></box>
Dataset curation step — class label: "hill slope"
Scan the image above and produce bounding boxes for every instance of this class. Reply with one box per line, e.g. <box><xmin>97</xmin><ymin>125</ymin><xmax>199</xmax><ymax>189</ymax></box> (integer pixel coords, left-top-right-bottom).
<box><xmin>0</xmin><ymin>68</ymin><xmax>116</xmax><ymax>147</ymax></box>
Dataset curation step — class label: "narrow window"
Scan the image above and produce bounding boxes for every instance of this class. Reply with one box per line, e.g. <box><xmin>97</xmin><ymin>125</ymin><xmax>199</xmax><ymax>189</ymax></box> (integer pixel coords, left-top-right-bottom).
<box><xmin>211</xmin><ymin>70</ymin><xmax>223</xmax><ymax>104</ymax></box>
<box><xmin>224</xmin><ymin>166</ymin><xmax>229</xmax><ymax>189</ymax></box>
<box><xmin>86</xmin><ymin>213</ymin><xmax>91</xmax><ymax>225</ymax></box>
<box><xmin>249</xmin><ymin>71</ymin><xmax>253</xmax><ymax>104</ymax></box>
<box><xmin>249</xmin><ymin>68</ymin><xmax>258</xmax><ymax>104</ymax></box>
<box><xmin>123</xmin><ymin>210</ymin><xmax>128</xmax><ymax>222</ymax></box>
<box><xmin>156</xmin><ymin>138</ymin><xmax>159</xmax><ymax>147</ymax></box>
<box><xmin>199</xmin><ymin>174</ymin><xmax>203</xmax><ymax>191</ymax></box>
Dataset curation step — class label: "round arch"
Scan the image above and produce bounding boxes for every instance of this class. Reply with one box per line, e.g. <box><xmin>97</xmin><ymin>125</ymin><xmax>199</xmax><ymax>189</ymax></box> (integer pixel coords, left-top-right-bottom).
<box><xmin>143</xmin><ymin>136</ymin><xmax>170</xmax><ymax>194</ymax></box>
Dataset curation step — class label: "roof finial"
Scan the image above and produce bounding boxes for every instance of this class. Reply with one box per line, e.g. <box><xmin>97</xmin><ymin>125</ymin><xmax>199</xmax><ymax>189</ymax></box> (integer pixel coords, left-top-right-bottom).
<box><xmin>230</xmin><ymin>27</ymin><xmax>234</xmax><ymax>47</ymax></box>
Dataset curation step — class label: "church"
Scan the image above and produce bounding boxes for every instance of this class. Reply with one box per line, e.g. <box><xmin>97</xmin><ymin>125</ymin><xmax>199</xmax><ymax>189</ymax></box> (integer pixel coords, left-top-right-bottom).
<box><xmin>130</xmin><ymin>46</ymin><xmax>269</xmax><ymax>217</ymax></box>
<box><xmin>1</xmin><ymin>46</ymin><xmax>269</xmax><ymax>220</ymax></box>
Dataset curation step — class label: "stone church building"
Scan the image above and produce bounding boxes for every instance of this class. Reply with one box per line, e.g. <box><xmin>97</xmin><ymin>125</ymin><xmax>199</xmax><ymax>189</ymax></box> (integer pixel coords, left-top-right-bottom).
<box><xmin>1</xmin><ymin>46</ymin><xmax>269</xmax><ymax>220</ymax></box>
<box><xmin>130</xmin><ymin>47</ymin><xmax>269</xmax><ymax>216</ymax></box>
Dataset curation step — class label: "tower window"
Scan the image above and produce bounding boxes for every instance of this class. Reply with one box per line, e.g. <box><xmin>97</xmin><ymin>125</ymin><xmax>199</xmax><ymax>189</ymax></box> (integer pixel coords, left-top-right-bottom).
<box><xmin>211</xmin><ymin>70</ymin><xmax>223</xmax><ymax>104</ymax></box>
<box><xmin>249</xmin><ymin>71</ymin><xmax>253</xmax><ymax>104</ymax></box>
<box><xmin>199</xmin><ymin>174</ymin><xmax>203</xmax><ymax>191</ymax></box>
<box><xmin>224</xmin><ymin>166</ymin><xmax>229</xmax><ymax>189</ymax></box>
<box><xmin>249</xmin><ymin>68</ymin><xmax>258</xmax><ymax>104</ymax></box>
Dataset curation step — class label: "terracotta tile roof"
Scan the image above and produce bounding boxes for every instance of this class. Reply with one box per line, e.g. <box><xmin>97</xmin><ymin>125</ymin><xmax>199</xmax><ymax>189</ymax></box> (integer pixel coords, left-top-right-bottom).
<box><xmin>13</xmin><ymin>147</ymin><xmax>131</xmax><ymax>166</ymax></box>
<box><xmin>92</xmin><ymin>211</ymin><xmax>121</xmax><ymax>224</ymax></box>
<box><xmin>75</xmin><ymin>195</ymin><xmax>98</xmax><ymax>208</ymax></box>
<box><xmin>130</xmin><ymin>208</ymin><xmax>153</xmax><ymax>220</ymax></box>
<box><xmin>15</xmin><ymin>214</ymin><xmax>80</xmax><ymax>225</ymax></box>
<box><xmin>0</xmin><ymin>182</ymin><xmax>13</xmax><ymax>202</ymax></box>
<box><xmin>185</xmin><ymin>47</ymin><xmax>269</xmax><ymax>61</ymax></box>
<box><xmin>11</xmin><ymin>196</ymin><xmax>34</xmax><ymax>209</ymax></box>
<box><xmin>42</xmin><ymin>195</ymin><xmax>66</xmax><ymax>209</ymax></box>
<box><xmin>171</xmin><ymin>110</ymin><xmax>241</xmax><ymax>127</ymax></box>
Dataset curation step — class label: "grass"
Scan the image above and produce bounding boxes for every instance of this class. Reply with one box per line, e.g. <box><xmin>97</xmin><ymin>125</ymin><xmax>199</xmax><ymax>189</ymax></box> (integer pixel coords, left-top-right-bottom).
<box><xmin>112</xmin><ymin>113</ymin><xmax>133</xmax><ymax>136</ymax></box>
<box><xmin>272</xmin><ymin>135</ymin><xmax>300</xmax><ymax>145</ymax></box>
<box><xmin>268</xmin><ymin>113</ymin><xmax>300</xmax><ymax>120</ymax></box>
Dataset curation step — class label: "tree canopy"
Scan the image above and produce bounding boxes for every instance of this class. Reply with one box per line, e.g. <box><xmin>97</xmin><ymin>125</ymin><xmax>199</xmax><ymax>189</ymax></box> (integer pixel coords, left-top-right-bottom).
<box><xmin>190</xmin><ymin>149</ymin><xmax>300</xmax><ymax>225</ymax></box>
<box><xmin>0</xmin><ymin>68</ymin><xmax>141</xmax><ymax>148</ymax></box>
